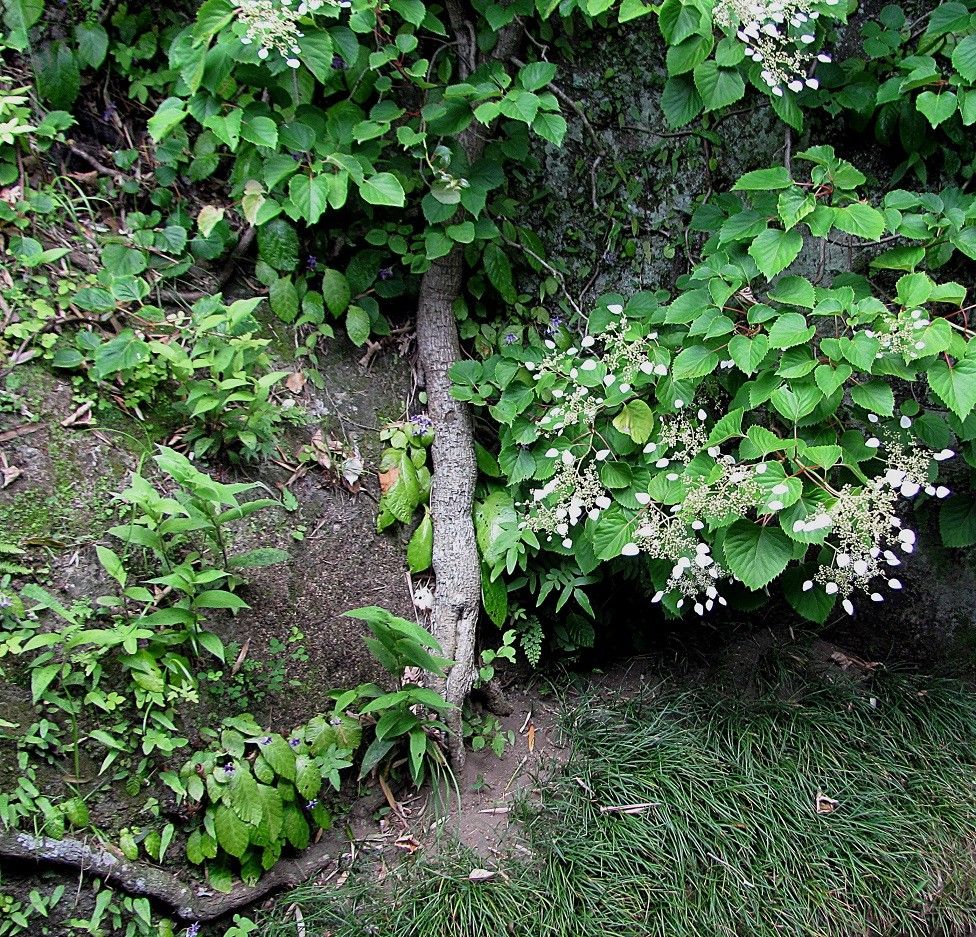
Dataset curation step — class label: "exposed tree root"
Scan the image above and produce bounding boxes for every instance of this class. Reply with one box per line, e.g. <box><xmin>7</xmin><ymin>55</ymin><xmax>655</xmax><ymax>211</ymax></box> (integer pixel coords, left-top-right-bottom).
<box><xmin>0</xmin><ymin>831</ymin><xmax>335</xmax><ymax>921</ymax></box>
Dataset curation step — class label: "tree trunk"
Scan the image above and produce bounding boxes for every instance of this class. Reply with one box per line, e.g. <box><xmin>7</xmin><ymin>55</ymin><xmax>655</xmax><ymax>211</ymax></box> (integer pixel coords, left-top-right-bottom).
<box><xmin>416</xmin><ymin>7</ymin><xmax>522</xmax><ymax>767</ymax></box>
<box><xmin>416</xmin><ymin>248</ymin><xmax>479</xmax><ymax>766</ymax></box>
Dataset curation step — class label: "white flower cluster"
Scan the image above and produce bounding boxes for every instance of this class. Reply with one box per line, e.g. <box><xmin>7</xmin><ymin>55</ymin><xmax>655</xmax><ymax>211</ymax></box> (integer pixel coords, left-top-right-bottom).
<box><xmin>520</xmin><ymin>457</ymin><xmax>608</xmax><ymax>548</ymax></box>
<box><xmin>524</xmin><ymin>307</ymin><xmax>669</xmax><ymax>437</ymax></box>
<box><xmin>864</xmin><ymin>306</ymin><xmax>932</xmax><ymax>358</ymax></box>
<box><xmin>236</xmin><ymin>0</ymin><xmax>347</xmax><ymax>67</ymax></box>
<box><xmin>514</xmin><ymin>311</ymin><xmax>956</xmax><ymax>622</ymax></box>
<box><xmin>801</xmin><ymin>437</ymin><xmax>954</xmax><ymax>614</ymax></box>
<box><xmin>713</xmin><ymin>0</ymin><xmax>835</xmax><ymax>96</ymax></box>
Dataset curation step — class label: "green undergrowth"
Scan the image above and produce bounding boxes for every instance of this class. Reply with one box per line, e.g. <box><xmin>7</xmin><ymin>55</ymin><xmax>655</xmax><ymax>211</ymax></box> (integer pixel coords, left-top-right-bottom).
<box><xmin>266</xmin><ymin>658</ymin><xmax>976</xmax><ymax>937</ymax></box>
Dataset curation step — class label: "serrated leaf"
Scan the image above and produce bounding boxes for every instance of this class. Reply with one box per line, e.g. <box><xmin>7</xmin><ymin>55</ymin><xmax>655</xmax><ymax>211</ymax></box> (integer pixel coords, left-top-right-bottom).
<box><xmin>322</xmin><ymin>268</ymin><xmax>351</xmax><ymax>317</ymax></box>
<box><xmin>612</xmin><ymin>400</ymin><xmax>655</xmax><ymax>443</ymax></box>
<box><xmin>928</xmin><ymin>358</ymin><xmax>976</xmax><ymax>421</ymax></box>
<box><xmin>214</xmin><ymin>804</ymin><xmax>250</xmax><ymax>859</ymax></box>
<box><xmin>940</xmin><ymin>495</ymin><xmax>976</xmax><ymax>547</ymax></box>
<box><xmin>748</xmin><ymin>228</ymin><xmax>803</xmax><ymax>279</ymax></box>
<box><xmin>728</xmin><ymin>334</ymin><xmax>769</xmax><ymax>375</ymax></box>
<box><xmin>693</xmin><ymin>60</ymin><xmax>745</xmax><ymax>112</ymax></box>
<box><xmin>832</xmin><ymin>203</ymin><xmax>885</xmax><ymax>241</ymax></box>
<box><xmin>850</xmin><ymin>380</ymin><xmax>895</xmax><ymax>415</ymax></box>
<box><xmin>359</xmin><ymin>172</ymin><xmax>406</xmax><ymax>207</ymax></box>
<box><xmin>346</xmin><ymin>304</ymin><xmax>371</xmax><ymax>346</ymax></box>
<box><xmin>672</xmin><ymin>345</ymin><xmax>718</xmax><ymax>379</ymax></box>
<box><xmin>288</xmin><ymin>174</ymin><xmax>329</xmax><ymax>224</ymax></box>
<box><xmin>723</xmin><ymin>520</ymin><xmax>794</xmax><ymax>590</ymax></box>
<box><xmin>767</xmin><ymin>312</ymin><xmax>815</xmax><ymax>349</ymax></box>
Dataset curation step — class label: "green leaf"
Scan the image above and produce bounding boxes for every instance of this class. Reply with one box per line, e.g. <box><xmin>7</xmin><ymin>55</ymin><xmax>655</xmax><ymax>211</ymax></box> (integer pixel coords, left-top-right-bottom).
<box><xmin>928</xmin><ymin>358</ymin><xmax>976</xmax><ymax>421</ymax></box>
<box><xmin>198</xmin><ymin>206</ymin><xmax>225</xmax><ymax>240</ymax></box>
<box><xmin>767</xmin><ymin>312</ymin><xmax>815</xmax><ymax>350</ymax></box>
<box><xmin>661</xmin><ymin>76</ymin><xmax>703</xmax><ymax>128</ymax></box>
<box><xmin>916</xmin><ymin>90</ymin><xmax>958</xmax><ymax>128</ymax></box>
<box><xmin>74</xmin><ymin>23</ymin><xmax>108</xmax><ymax>68</ymax></box>
<box><xmin>952</xmin><ymin>35</ymin><xmax>976</xmax><ymax>82</ymax></box>
<box><xmin>532</xmin><ymin>111</ymin><xmax>567</xmax><ymax>145</ymax></box>
<box><xmin>241</xmin><ymin>115</ymin><xmax>279</xmax><ymax>150</ymax></box>
<box><xmin>359</xmin><ymin>173</ymin><xmax>406</xmax><ymax>207</ymax></box>
<box><xmin>612</xmin><ymin>400</ymin><xmax>655</xmax><ymax>443</ymax></box>
<box><xmin>896</xmin><ymin>272</ymin><xmax>934</xmax><ymax>307</ymax></box>
<box><xmin>870</xmin><ymin>245</ymin><xmax>925</xmax><ymax>271</ymax></box>
<box><xmin>482</xmin><ymin>566</ymin><xmax>508</xmax><ymax>628</ymax></box>
<box><xmin>228</xmin><ymin>548</ymin><xmax>289</xmax><ymax>569</ymax></box>
<box><xmin>814</xmin><ymin>363</ymin><xmax>851</xmax><ymax>397</ymax></box>
<box><xmin>832</xmin><ymin>203</ymin><xmax>885</xmax><ymax>241</ymax></box>
<box><xmin>31</xmin><ymin>664</ymin><xmax>61</xmax><ymax>703</ymax></box>
<box><xmin>851</xmin><ymin>380</ymin><xmax>895</xmax><ymax>416</ymax></box>
<box><xmin>767</xmin><ymin>275</ymin><xmax>815</xmax><ymax>308</ymax></box>
<box><xmin>483</xmin><ymin>243</ymin><xmax>516</xmax><ymax>303</ymax></box>
<box><xmin>498</xmin><ymin>89</ymin><xmax>540</xmax><ymax>124</ymax></box>
<box><xmin>748</xmin><ymin>228</ymin><xmax>803</xmax><ymax>279</ymax></box>
<box><xmin>940</xmin><ymin>495</ymin><xmax>976</xmax><ymax>548</ymax></box>
<box><xmin>295</xmin><ymin>755</ymin><xmax>322</xmax><ymax>800</ymax></box>
<box><xmin>269</xmin><ymin>277</ymin><xmax>299</xmax><ymax>324</ymax></box>
<box><xmin>257</xmin><ymin>218</ymin><xmax>299</xmax><ymax>272</ymax></box>
<box><xmin>519</xmin><ymin>61</ymin><xmax>557</xmax><ymax>91</ymax></box>
<box><xmin>693</xmin><ymin>60</ymin><xmax>745</xmax><ymax>112</ymax></box>
<box><xmin>728</xmin><ymin>334</ymin><xmax>769</xmax><ymax>375</ymax></box>
<box><xmin>733</xmin><ymin>166</ymin><xmax>794</xmax><ymax>191</ymax></box>
<box><xmin>288</xmin><ymin>174</ymin><xmax>330</xmax><ymax>224</ymax></box>
<box><xmin>346</xmin><ymin>305</ymin><xmax>371</xmax><ymax>347</ymax></box>
<box><xmin>228</xmin><ymin>767</ymin><xmax>261</xmax><ymax>825</ymax></box>
<box><xmin>297</xmin><ymin>29</ymin><xmax>335</xmax><ymax>82</ymax></box>
<box><xmin>407</xmin><ymin>511</ymin><xmax>433</xmax><ymax>573</ymax></box>
<box><xmin>203</xmin><ymin>109</ymin><xmax>242</xmax><ymax>150</ymax></box>
<box><xmin>61</xmin><ymin>796</ymin><xmax>89</xmax><ymax>828</ymax></box>
<box><xmin>35</xmin><ymin>42</ymin><xmax>80</xmax><ymax>108</ymax></box>
<box><xmin>259</xmin><ymin>735</ymin><xmax>297</xmax><ymax>781</ymax></box>
<box><xmin>591</xmin><ymin>505</ymin><xmax>637</xmax><ymax>560</ymax></box>
<box><xmin>193</xmin><ymin>590</ymin><xmax>248</xmax><ymax>611</ymax></box>
<box><xmin>322</xmin><ymin>268</ymin><xmax>351</xmax><ymax>317</ymax></box>
<box><xmin>214</xmin><ymin>805</ymin><xmax>250</xmax><ymax>859</ymax></box>
<box><xmin>723</xmin><ymin>520</ymin><xmax>794</xmax><ymax>590</ymax></box>
<box><xmin>148</xmin><ymin>98</ymin><xmax>187</xmax><ymax>142</ymax></box>
<box><xmin>671</xmin><ymin>345</ymin><xmax>718</xmax><ymax>379</ymax></box>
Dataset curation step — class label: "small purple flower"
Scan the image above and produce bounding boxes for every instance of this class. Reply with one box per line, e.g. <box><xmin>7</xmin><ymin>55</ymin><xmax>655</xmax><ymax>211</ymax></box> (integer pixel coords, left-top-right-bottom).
<box><xmin>102</xmin><ymin>103</ymin><xmax>116</xmax><ymax>123</ymax></box>
<box><xmin>306</xmin><ymin>254</ymin><xmax>318</xmax><ymax>272</ymax></box>
<box><xmin>306</xmin><ymin>799</ymin><xmax>318</xmax><ymax>810</ymax></box>
<box><xmin>289</xmin><ymin>738</ymin><xmax>301</xmax><ymax>748</ymax></box>
<box><xmin>545</xmin><ymin>316</ymin><xmax>565</xmax><ymax>336</ymax></box>
<box><xmin>223</xmin><ymin>763</ymin><xmax>236</xmax><ymax>776</ymax></box>
<box><xmin>0</xmin><ymin>593</ymin><xmax>12</xmax><ymax>609</ymax></box>
<box><xmin>332</xmin><ymin>54</ymin><xmax>346</xmax><ymax>69</ymax></box>
<box><xmin>410</xmin><ymin>413</ymin><xmax>433</xmax><ymax>431</ymax></box>
<box><xmin>185</xmin><ymin>924</ymin><xmax>201</xmax><ymax>937</ymax></box>
<box><xmin>504</xmin><ymin>333</ymin><xmax>518</xmax><ymax>345</ymax></box>
<box><xmin>378</xmin><ymin>266</ymin><xmax>394</xmax><ymax>281</ymax></box>
<box><xmin>261</xmin><ymin>736</ymin><xmax>272</xmax><ymax>745</ymax></box>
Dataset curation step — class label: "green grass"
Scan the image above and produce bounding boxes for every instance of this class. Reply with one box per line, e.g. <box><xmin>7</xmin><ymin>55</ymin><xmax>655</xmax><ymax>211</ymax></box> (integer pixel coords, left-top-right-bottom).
<box><xmin>264</xmin><ymin>657</ymin><xmax>976</xmax><ymax>937</ymax></box>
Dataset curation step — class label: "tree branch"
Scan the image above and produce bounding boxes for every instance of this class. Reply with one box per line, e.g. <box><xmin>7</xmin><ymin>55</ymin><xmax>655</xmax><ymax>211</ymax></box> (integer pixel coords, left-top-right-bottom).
<box><xmin>0</xmin><ymin>830</ymin><xmax>335</xmax><ymax>922</ymax></box>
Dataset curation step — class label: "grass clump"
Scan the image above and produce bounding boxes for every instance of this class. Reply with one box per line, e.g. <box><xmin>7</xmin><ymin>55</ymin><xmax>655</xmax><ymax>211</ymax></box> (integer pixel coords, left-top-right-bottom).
<box><xmin>267</xmin><ymin>657</ymin><xmax>976</xmax><ymax>937</ymax></box>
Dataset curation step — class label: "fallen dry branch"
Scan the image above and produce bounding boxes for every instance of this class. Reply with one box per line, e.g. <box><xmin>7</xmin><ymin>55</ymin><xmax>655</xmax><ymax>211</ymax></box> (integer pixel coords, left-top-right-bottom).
<box><xmin>0</xmin><ymin>830</ymin><xmax>335</xmax><ymax>921</ymax></box>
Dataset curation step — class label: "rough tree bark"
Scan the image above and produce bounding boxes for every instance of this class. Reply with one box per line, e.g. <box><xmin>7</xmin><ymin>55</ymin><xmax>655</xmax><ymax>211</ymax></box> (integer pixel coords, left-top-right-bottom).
<box><xmin>416</xmin><ymin>3</ymin><xmax>521</xmax><ymax>767</ymax></box>
<box><xmin>0</xmin><ymin>830</ymin><xmax>335</xmax><ymax>920</ymax></box>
